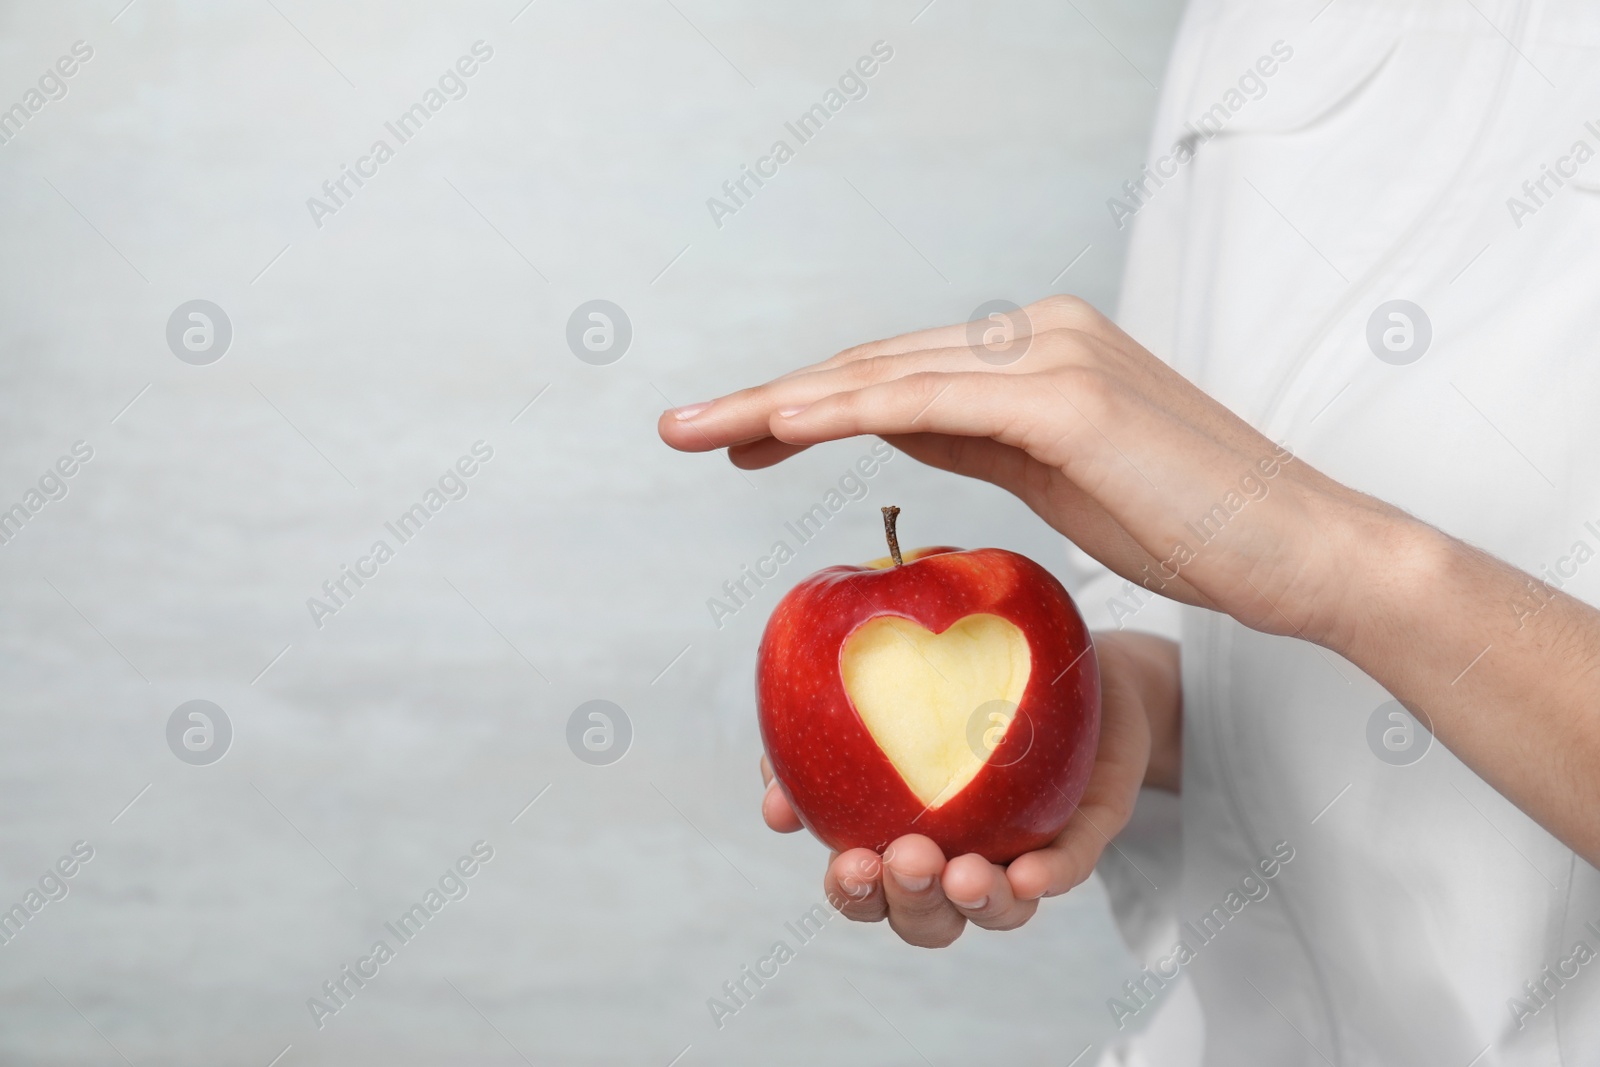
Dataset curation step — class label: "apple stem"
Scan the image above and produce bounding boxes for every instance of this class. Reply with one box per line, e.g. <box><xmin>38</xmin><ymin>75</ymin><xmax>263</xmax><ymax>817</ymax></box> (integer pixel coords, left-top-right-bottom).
<box><xmin>881</xmin><ymin>505</ymin><xmax>904</xmax><ymax>567</ymax></box>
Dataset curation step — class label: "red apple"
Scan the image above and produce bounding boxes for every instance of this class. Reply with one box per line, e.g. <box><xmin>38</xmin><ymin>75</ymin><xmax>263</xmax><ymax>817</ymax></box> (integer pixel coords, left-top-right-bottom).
<box><xmin>757</xmin><ymin>506</ymin><xmax>1100</xmax><ymax>864</ymax></box>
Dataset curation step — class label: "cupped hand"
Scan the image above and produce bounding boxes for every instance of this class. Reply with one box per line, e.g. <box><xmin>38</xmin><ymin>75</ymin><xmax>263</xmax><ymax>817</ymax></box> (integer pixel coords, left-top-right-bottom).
<box><xmin>659</xmin><ymin>295</ymin><xmax>1400</xmax><ymax>648</ymax></box>
<box><xmin>759</xmin><ymin>631</ymin><xmax>1170</xmax><ymax>948</ymax></box>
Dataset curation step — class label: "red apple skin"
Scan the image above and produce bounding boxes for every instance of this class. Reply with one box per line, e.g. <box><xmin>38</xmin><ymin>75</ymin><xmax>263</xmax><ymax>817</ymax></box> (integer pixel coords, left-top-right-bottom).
<box><xmin>757</xmin><ymin>546</ymin><xmax>1100</xmax><ymax>865</ymax></box>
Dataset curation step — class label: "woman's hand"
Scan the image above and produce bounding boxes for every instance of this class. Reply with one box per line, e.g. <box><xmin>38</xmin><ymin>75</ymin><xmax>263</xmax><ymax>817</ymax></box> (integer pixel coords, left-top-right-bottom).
<box><xmin>759</xmin><ymin>631</ymin><xmax>1181</xmax><ymax>948</ymax></box>
<box><xmin>658</xmin><ymin>295</ymin><xmax>1409</xmax><ymax>652</ymax></box>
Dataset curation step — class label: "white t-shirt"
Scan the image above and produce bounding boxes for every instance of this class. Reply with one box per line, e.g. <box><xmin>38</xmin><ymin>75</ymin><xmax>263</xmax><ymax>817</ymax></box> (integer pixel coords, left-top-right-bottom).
<box><xmin>1087</xmin><ymin>1</ymin><xmax>1600</xmax><ymax>1063</ymax></box>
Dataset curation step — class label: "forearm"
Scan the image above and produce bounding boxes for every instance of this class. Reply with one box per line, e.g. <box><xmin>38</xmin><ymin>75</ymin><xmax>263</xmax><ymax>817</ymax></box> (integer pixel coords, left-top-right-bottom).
<box><xmin>1095</xmin><ymin>630</ymin><xmax>1182</xmax><ymax>793</ymax></box>
<box><xmin>1331</xmin><ymin>517</ymin><xmax>1600</xmax><ymax>863</ymax></box>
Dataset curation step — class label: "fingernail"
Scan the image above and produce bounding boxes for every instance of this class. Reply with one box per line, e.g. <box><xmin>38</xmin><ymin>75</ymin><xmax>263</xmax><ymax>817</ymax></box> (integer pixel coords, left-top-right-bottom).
<box><xmin>840</xmin><ymin>877</ymin><xmax>872</xmax><ymax>898</ymax></box>
<box><xmin>950</xmin><ymin>895</ymin><xmax>988</xmax><ymax>910</ymax></box>
<box><xmin>671</xmin><ymin>402</ymin><xmax>710</xmax><ymax>421</ymax></box>
<box><xmin>776</xmin><ymin>405</ymin><xmax>807</xmax><ymax>418</ymax></box>
<box><xmin>890</xmin><ymin>870</ymin><xmax>932</xmax><ymax>893</ymax></box>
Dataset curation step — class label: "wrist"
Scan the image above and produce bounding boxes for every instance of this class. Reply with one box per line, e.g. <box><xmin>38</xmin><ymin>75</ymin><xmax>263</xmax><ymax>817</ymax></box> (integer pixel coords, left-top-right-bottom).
<box><xmin>1315</xmin><ymin>502</ymin><xmax>1457</xmax><ymax>662</ymax></box>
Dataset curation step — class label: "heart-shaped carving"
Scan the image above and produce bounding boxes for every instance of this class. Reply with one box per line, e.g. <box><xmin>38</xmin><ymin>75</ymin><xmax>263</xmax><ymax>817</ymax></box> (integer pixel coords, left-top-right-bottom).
<box><xmin>840</xmin><ymin>613</ymin><xmax>1031</xmax><ymax>808</ymax></box>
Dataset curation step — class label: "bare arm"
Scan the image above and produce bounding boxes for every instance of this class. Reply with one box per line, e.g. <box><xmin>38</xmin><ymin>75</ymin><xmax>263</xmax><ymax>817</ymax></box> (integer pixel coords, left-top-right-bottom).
<box><xmin>1339</xmin><ymin>526</ymin><xmax>1600</xmax><ymax>860</ymax></box>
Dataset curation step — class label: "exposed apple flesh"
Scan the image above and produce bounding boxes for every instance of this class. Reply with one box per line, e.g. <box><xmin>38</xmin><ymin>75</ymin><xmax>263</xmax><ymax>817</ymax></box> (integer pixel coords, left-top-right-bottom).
<box><xmin>758</xmin><ymin>506</ymin><xmax>1100</xmax><ymax>863</ymax></box>
<box><xmin>840</xmin><ymin>613</ymin><xmax>1030</xmax><ymax>809</ymax></box>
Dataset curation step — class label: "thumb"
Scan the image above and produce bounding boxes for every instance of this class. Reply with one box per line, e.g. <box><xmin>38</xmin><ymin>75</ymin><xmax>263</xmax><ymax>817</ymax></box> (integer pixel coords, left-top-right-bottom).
<box><xmin>760</xmin><ymin>763</ymin><xmax>804</xmax><ymax>833</ymax></box>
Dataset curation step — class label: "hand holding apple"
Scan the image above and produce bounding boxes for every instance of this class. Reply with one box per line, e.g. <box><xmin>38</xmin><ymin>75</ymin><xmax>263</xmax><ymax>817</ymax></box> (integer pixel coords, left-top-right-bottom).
<box><xmin>760</xmin><ymin>630</ymin><xmax>1179</xmax><ymax>948</ymax></box>
<box><xmin>757</xmin><ymin>506</ymin><xmax>1100</xmax><ymax>864</ymax></box>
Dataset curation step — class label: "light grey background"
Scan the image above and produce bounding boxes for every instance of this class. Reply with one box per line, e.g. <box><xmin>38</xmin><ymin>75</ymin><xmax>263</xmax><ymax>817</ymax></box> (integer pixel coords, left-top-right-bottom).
<box><xmin>0</xmin><ymin>1</ymin><xmax>1184</xmax><ymax>1063</ymax></box>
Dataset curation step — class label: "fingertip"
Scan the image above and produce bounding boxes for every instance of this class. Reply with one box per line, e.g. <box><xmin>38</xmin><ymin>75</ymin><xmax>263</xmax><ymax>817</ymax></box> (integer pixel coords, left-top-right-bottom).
<box><xmin>766</xmin><ymin>406</ymin><xmax>821</xmax><ymax>445</ymax></box>
<box><xmin>1006</xmin><ymin>855</ymin><xmax>1043</xmax><ymax>900</ymax></box>
<box><xmin>829</xmin><ymin>848</ymin><xmax>885</xmax><ymax>906</ymax></box>
<box><xmin>882</xmin><ymin>833</ymin><xmax>944</xmax><ymax>869</ymax></box>
<box><xmin>669</xmin><ymin>402</ymin><xmax>711</xmax><ymax>421</ymax></box>
<box><xmin>729</xmin><ymin>437</ymin><xmax>810</xmax><ymax>470</ymax></box>
<box><xmin>880</xmin><ymin>835</ymin><xmax>947</xmax><ymax>898</ymax></box>
<box><xmin>656</xmin><ymin>410</ymin><xmax>711</xmax><ymax>452</ymax></box>
<box><xmin>655</xmin><ymin>409</ymin><xmax>679</xmax><ymax>446</ymax></box>
<box><xmin>942</xmin><ymin>853</ymin><xmax>998</xmax><ymax>906</ymax></box>
<box><xmin>1005</xmin><ymin>850</ymin><xmax>1075</xmax><ymax>901</ymax></box>
<box><xmin>833</xmin><ymin>847</ymin><xmax>883</xmax><ymax>882</ymax></box>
